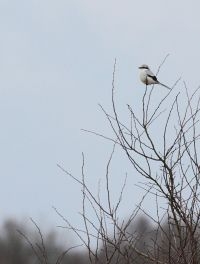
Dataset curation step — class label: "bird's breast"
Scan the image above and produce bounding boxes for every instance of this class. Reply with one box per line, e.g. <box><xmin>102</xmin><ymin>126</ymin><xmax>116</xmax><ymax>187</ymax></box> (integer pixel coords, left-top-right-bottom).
<box><xmin>140</xmin><ymin>71</ymin><xmax>148</xmax><ymax>84</ymax></box>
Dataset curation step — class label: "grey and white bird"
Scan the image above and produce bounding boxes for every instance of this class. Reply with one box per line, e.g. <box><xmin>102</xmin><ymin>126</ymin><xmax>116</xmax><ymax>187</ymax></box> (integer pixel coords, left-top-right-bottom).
<box><xmin>139</xmin><ymin>64</ymin><xmax>170</xmax><ymax>90</ymax></box>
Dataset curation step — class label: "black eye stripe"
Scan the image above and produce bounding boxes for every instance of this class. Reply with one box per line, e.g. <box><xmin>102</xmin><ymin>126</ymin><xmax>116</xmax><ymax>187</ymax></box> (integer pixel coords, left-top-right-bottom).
<box><xmin>139</xmin><ymin>65</ymin><xmax>149</xmax><ymax>69</ymax></box>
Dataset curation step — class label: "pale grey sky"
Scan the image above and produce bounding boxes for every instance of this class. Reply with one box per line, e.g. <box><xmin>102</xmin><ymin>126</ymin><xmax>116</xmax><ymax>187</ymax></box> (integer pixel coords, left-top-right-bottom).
<box><xmin>1</xmin><ymin>0</ymin><xmax>200</xmax><ymax>235</ymax></box>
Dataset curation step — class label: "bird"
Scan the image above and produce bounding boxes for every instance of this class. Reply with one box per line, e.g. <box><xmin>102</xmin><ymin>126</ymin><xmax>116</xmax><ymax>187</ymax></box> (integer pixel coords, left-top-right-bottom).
<box><xmin>139</xmin><ymin>64</ymin><xmax>171</xmax><ymax>90</ymax></box>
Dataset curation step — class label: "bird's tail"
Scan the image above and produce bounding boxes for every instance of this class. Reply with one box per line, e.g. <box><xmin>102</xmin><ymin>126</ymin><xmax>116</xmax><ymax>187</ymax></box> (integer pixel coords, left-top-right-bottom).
<box><xmin>159</xmin><ymin>82</ymin><xmax>171</xmax><ymax>90</ymax></box>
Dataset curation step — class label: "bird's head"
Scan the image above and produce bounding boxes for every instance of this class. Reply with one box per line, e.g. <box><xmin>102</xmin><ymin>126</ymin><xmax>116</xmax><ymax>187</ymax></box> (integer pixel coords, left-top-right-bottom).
<box><xmin>138</xmin><ymin>64</ymin><xmax>149</xmax><ymax>70</ymax></box>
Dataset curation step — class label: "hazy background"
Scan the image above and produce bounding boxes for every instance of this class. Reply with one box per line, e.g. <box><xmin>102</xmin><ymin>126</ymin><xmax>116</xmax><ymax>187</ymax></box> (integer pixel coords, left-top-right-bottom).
<box><xmin>0</xmin><ymin>0</ymin><xmax>200</xmax><ymax>238</ymax></box>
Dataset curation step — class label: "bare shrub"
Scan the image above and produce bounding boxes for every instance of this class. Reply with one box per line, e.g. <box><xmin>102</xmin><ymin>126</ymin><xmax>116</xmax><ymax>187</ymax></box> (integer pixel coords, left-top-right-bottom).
<box><xmin>57</xmin><ymin>58</ymin><xmax>200</xmax><ymax>264</ymax></box>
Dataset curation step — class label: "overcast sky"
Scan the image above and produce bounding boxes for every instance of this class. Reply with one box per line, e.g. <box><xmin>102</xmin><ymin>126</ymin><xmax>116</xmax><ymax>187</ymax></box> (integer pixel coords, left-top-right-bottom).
<box><xmin>1</xmin><ymin>0</ymin><xmax>200</xmax><ymax>238</ymax></box>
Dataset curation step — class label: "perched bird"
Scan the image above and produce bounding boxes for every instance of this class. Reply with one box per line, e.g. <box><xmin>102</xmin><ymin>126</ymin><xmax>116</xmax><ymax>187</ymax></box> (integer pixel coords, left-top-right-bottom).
<box><xmin>139</xmin><ymin>64</ymin><xmax>170</xmax><ymax>90</ymax></box>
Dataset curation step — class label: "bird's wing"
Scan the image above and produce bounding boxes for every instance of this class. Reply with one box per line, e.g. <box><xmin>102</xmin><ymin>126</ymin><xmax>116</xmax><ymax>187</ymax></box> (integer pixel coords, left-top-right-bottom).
<box><xmin>146</xmin><ymin>69</ymin><xmax>158</xmax><ymax>82</ymax></box>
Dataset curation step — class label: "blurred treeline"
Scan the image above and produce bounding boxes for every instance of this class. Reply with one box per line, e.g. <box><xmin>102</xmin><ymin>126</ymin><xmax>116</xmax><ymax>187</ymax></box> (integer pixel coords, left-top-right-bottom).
<box><xmin>0</xmin><ymin>216</ymin><xmax>189</xmax><ymax>264</ymax></box>
<box><xmin>0</xmin><ymin>218</ymin><xmax>89</xmax><ymax>264</ymax></box>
